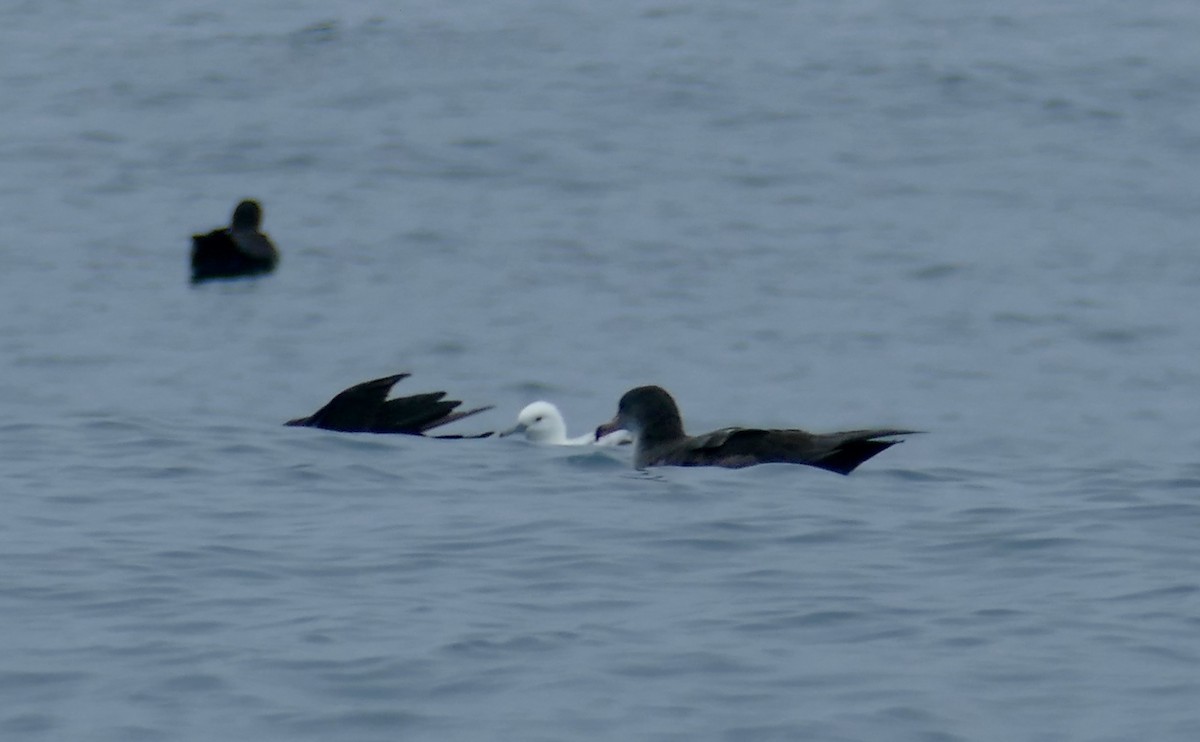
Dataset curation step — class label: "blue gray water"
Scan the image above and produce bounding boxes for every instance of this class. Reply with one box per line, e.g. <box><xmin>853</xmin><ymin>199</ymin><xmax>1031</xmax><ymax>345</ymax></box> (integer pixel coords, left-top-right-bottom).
<box><xmin>3</xmin><ymin>1</ymin><xmax>1200</xmax><ymax>740</ymax></box>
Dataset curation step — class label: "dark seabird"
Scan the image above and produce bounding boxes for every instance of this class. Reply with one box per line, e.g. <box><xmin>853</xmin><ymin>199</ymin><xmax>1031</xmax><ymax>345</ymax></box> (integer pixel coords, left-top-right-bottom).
<box><xmin>190</xmin><ymin>199</ymin><xmax>280</xmax><ymax>283</ymax></box>
<box><xmin>594</xmin><ymin>385</ymin><xmax>916</xmax><ymax>473</ymax></box>
<box><xmin>286</xmin><ymin>373</ymin><xmax>493</xmax><ymax>438</ymax></box>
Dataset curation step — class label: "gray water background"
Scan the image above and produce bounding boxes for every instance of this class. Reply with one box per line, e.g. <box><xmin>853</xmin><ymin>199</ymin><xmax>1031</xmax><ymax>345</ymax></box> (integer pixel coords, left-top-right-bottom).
<box><xmin>2</xmin><ymin>1</ymin><xmax>1200</xmax><ymax>740</ymax></box>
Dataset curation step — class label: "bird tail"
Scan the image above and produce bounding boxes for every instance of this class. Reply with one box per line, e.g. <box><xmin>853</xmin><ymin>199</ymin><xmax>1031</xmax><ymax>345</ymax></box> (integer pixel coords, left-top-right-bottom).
<box><xmin>813</xmin><ymin>430</ymin><xmax>920</xmax><ymax>475</ymax></box>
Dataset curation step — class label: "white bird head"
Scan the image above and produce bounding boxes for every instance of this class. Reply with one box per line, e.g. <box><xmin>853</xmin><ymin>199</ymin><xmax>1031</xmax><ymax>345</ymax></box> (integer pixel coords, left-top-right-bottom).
<box><xmin>499</xmin><ymin>401</ymin><xmax>570</xmax><ymax>444</ymax></box>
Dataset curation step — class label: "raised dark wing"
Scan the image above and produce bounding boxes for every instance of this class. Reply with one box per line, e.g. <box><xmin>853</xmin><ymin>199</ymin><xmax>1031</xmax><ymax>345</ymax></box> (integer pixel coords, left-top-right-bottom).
<box><xmin>287</xmin><ymin>374</ymin><xmax>408</xmax><ymax>431</ymax></box>
<box><xmin>676</xmin><ymin>427</ymin><xmax>915</xmax><ymax>474</ymax></box>
<box><xmin>287</xmin><ymin>373</ymin><xmax>496</xmax><ymax>436</ymax></box>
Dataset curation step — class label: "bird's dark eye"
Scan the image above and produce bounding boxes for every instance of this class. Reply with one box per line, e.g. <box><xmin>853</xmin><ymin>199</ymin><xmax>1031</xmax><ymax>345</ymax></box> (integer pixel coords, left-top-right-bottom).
<box><xmin>535</xmin><ymin>416</ymin><xmax>544</xmax><ymax>422</ymax></box>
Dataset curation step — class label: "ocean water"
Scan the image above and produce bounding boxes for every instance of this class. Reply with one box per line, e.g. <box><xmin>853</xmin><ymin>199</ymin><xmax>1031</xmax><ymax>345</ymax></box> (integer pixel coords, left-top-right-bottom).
<box><xmin>2</xmin><ymin>1</ymin><xmax>1200</xmax><ymax>740</ymax></box>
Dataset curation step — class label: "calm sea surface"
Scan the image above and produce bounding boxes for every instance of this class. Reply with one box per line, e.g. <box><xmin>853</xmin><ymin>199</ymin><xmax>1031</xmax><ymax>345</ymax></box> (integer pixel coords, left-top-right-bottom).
<box><xmin>2</xmin><ymin>1</ymin><xmax>1200</xmax><ymax>740</ymax></box>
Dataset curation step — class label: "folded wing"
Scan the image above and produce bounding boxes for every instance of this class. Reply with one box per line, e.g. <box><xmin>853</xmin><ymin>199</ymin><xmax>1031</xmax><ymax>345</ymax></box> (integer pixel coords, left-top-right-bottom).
<box><xmin>677</xmin><ymin>427</ymin><xmax>916</xmax><ymax>473</ymax></box>
<box><xmin>191</xmin><ymin>229</ymin><xmax>278</xmax><ymax>282</ymax></box>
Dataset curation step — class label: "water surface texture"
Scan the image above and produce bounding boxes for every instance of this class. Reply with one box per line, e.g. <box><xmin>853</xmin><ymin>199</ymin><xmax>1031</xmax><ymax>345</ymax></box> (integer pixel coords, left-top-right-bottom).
<box><xmin>3</xmin><ymin>1</ymin><xmax>1200</xmax><ymax>740</ymax></box>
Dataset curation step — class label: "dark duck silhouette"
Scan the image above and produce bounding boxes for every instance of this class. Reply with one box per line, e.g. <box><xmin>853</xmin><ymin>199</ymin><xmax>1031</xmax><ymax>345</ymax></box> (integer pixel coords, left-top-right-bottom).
<box><xmin>286</xmin><ymin>373</ymin><xmax>493</xmax><ymax>438</ymax></box>
<box><xmin>594</xmin><ymin>385</ymin><xmax>916</xmax><ymax>473</ymax></box>
<box><xmin>190</xmin><ymin>199</ymin><xmax>279</xmax><ymax>283</ymax></box>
